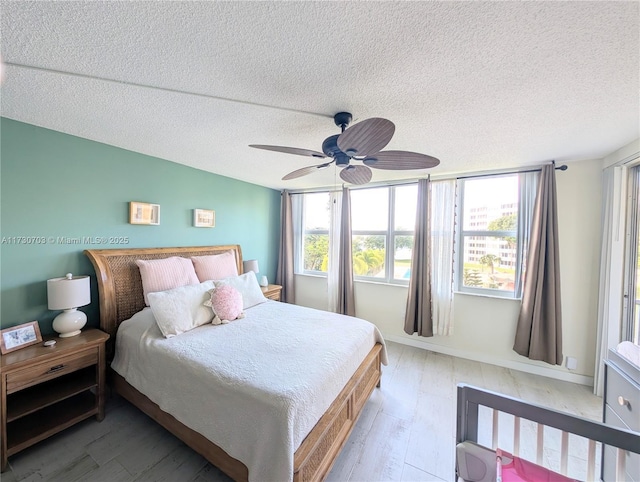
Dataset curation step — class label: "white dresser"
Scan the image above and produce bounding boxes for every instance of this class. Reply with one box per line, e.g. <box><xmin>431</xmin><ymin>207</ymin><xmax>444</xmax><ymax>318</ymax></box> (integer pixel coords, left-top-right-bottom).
<box><xmin>603</xmin><ymin>348</ymin><xmax>640</xmax><ymax>482</ymax></box>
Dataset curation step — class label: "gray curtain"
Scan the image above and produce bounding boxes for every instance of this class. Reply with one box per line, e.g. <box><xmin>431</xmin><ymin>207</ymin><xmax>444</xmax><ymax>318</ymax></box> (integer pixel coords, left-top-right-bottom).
<box><xmin>513</xmin><ymin>164</ymin><xmax>563</xmax><ymax>365</ymax></box>
<box><xmin>337</xmin><ymin>186</ymin><xmax>355</xmax><ymax>316</ymax></box>
<box><xmin>404</xmin><ymin>178</ymin><xmax>433</xmax><ymax>336</ymax></box>
<box><xmin>275</xmin><ymin>190</ymin><xmax>295</xmax><ymax>303</ymax></box>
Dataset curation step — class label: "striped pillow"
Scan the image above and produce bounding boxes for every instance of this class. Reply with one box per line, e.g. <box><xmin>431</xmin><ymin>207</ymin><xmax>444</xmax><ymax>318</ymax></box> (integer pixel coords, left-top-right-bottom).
<box><xmin>136</xmin><ymin>257</ymin><xmax>199</xmax><ymax>305</ymax></box>
<box><xmin>191</xmin><ymin>251</ymin><xmax>238</xmax><ymax>282</ymax></box>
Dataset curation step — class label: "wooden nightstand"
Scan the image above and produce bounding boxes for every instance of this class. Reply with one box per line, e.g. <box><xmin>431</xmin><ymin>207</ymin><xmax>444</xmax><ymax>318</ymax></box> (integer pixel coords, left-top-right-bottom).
<box><xmin>261</xmin><ymin>284</ymin><xmax>283</xmax><ymax>301</ymax></box>
<box><xmin>0</xmin><ymin>328</ymin><xmax>109</xmax><ymax>472</ymax></box>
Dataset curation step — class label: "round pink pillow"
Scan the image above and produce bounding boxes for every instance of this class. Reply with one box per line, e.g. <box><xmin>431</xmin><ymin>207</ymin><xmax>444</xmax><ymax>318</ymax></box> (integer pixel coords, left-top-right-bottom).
<box><xmin>209</xmin><ymin>285</ymin><xmax>243</xmax><ymax>322</ymax></box>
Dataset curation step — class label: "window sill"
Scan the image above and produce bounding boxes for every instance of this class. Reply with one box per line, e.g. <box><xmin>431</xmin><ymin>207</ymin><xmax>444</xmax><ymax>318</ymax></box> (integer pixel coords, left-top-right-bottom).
<box><xmin>295</xmin><ymin>272</ymin><xmax>327</xmax><ymax>279</ymax></box>
<box><xmin>355</xmin><ymin>279</ymin><xmax>409</xmax><ymax>288</ymax></box>
<box><xmin>454</xmin><ymin>291</ymin><xmax>521</xmax><ymax>302</ymax></box>
<box><xmin>294</xmin><ymin>273</ymin><xmax>409</xmax><ymax>288</ymax></box>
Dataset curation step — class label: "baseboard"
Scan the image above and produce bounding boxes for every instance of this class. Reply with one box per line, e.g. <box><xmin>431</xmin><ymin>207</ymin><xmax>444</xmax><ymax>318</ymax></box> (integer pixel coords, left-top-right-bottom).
<box><xmin>384</xmin><ymin>334</ymin><xmax>594</xmax><ymax>387</ymax></box>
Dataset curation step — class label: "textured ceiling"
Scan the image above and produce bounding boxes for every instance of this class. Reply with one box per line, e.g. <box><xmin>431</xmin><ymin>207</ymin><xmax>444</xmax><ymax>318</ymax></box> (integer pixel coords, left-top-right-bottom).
<box><xmin>1</xmin><ymin>1</ymin><xmax>638</xmax><ymax>190</ymax></box>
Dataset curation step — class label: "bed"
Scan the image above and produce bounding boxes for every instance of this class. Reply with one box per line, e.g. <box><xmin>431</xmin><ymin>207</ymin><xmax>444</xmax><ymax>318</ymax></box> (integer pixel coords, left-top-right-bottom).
<box><xmin>85</xmin><ymin>245</ymin><xmax>386</xmax><ymax>482</ymax></box>
<box><xmin>456</xmin><ymin>384</ymin><xmax>640</xmax><ymax>482</ymax></box>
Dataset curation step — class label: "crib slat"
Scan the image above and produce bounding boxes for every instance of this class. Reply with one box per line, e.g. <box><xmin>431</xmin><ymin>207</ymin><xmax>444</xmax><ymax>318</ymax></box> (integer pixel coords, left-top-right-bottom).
<box><xmin>513</xmin><ymin>416</ymin><xmax>521</xmax><ymax>456</ymax></box>
<box><xmin>492</xmin><ymin>409</ymin><xmax>499</xmax><ymax>449</ymax></box>
<box><xmin>616</xmin><ymin>447</ymin><xmax>626</xmax><ymax>482</ymax></box>
<box><xmin>587</xmin><ymin>439</ymin><xmax>596</xmax><ymax>481</ymax></box>
<box><xmin>536</xmin><ymin>424</ymin><xmax>544</xmax><ymax>465</ymax></box>
<box><xmin>560</xmin><ymin>431</ymin><xmax>569</xmax><ymax>474</ymax></box>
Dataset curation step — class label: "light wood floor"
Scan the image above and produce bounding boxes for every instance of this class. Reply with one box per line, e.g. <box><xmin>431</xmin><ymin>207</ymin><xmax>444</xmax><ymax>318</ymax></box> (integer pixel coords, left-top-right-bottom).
<box><xmin>3</xmin><ymin>341</ymin><xmax>601</xmax><ymax>482</ymax></box>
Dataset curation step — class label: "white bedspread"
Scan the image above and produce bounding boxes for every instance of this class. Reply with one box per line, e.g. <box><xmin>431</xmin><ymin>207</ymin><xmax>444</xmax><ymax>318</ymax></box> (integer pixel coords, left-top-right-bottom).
<box><xmin>111</xmin><ymin>301</ymin><xmax>387</xmax><ymax>482</ymax></box>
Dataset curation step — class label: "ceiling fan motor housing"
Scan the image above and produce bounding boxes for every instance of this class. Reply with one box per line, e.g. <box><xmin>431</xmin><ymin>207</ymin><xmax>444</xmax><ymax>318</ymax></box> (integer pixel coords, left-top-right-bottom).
<box><xmin>322</xmin><ymin>135</ymin><xmax>351</xmax><ymax>166</ymax></box>
<box><xmin>322</xmin><ymin>134</ymin><xmax>341</xmax><ymax>157</ymax></box>
<box><xmin>324</xmin><ymin>113</ymin><xmax>354</xmax><ymax>165</ymax></box>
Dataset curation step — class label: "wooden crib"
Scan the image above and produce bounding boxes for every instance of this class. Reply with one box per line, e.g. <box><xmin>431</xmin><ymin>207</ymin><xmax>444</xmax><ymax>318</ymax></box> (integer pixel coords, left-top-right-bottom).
<box><xmin>456</xmin><ymin>384</ymin><xmax>640</xmax><ymax>481</ymax></box>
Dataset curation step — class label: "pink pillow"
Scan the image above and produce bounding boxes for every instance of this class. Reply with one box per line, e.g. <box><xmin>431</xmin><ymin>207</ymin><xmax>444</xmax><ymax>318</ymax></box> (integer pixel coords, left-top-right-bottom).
<box><xmin>191</xmin><ymin>251</ymin><xmax>238</xmax><ymax>282</ymax></box>
<box><xmin>206</xmin><ymin>285</ymin><xmax>244</xmax><ymax>324</ymax></box>
<box><xmin>136</xmin><ymin>257</ymin><xmax>199</xmax><ymax>305</ymax></box>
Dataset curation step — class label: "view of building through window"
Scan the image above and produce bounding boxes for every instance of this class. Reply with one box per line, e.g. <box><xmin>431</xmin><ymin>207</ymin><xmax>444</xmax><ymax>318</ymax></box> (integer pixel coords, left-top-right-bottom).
<box><xmin>459</xmin><ymin>175</ymin><xmax>519</xmax><ymax>293</ymax></box>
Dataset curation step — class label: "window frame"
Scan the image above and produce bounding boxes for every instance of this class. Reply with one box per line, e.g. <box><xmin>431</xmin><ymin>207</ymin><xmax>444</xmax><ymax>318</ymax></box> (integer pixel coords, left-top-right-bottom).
<box><xmin>295</xmin><ymin>185</ymin><xmax>417</xmax><ymax>285</ymax></box>
<box><xmin>623</xmin><ymin>165</ymin><xmax>640</xmax><ymax>344</ymax></box>
<box><xmin>351</xmin><ymin>184</ymin><xmax>415</xmax><ymax>285</ymax></box>
<box><xmin>298</xmin><ymin>192</ymin><xmax>330</xmax><ymax>276</ymax></box>
<box><xmin>454</xmin><ymin>174</ymin><xmax>523</xmax><ymax>299</ymax></box>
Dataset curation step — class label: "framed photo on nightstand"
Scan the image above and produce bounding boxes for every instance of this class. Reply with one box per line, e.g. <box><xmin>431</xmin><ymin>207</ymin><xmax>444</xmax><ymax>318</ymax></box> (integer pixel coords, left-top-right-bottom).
<box><xmin>0</xmin><ymin>321</ymin><xmax>42</xmax><ymax>354</ymax></box>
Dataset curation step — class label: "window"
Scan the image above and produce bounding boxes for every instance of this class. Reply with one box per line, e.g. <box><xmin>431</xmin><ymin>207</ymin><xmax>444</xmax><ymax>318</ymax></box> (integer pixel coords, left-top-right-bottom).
<box><xmin>456</xmin><ymin>174</ymin><xmax>529</xmax><ymax>298</ymax></box>
<box><xmin>351</xmin><ymin>184</ymin><xmax>417</xmax><ymax>283</ymax></box>
<box><xmin>624</xmin><ymin>166</ymin><xmax>640</xmax><ymax>344</ymax></box>
<box><xmin>300</xmin><ymin>192</ymin><xmax>330</xmax><ymax>273</ymax></box>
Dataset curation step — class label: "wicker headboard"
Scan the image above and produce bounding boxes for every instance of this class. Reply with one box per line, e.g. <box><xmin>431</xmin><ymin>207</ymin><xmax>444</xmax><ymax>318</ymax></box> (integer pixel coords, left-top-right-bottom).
<box><xmin>84</xmin><ymin>245</ymin><xmax>242</xmax><ymax>359</ymax></box>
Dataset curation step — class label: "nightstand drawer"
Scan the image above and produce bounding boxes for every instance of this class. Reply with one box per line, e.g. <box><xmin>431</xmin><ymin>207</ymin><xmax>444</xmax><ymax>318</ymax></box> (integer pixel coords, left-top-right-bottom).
<box><xmin>6</xmin><ymin>348</ymin><xmax>97</xmax><ymax>394</ymax></box>
<box><xmin>605</xmin><ymin>363</ymin><xmax>640</xmax><ymax>431</ymax></box>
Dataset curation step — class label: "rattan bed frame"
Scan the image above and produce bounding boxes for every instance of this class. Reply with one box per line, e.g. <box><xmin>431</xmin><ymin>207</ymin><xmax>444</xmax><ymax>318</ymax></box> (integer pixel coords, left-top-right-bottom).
<box><xmin>84</xmin><ymin>245</ymin><xmax>383</xmax><ymax>482</ymax></box>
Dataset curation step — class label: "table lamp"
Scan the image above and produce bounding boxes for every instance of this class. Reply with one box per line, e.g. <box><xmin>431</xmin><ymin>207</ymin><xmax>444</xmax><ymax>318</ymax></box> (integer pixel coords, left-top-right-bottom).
<box><xmin>243</xmin><ymin>260</ymin><xmax>268</xmax><ymax>287</ymax></box>
<box><xmin>243</xmin><ymin>259</ymin><xmax>259</xmax><ymax>275</ymax></box>
<box><xmin>47</xmin><ymin>273</ymin><xmax>91</xmax><ymax>337</ymax></box>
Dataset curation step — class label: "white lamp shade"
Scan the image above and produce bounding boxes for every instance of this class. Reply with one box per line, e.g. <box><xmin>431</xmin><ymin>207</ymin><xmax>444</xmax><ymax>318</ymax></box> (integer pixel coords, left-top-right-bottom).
<box><xmin>47</xmin><ymin>274</ymin><xmax>91</xmax><ymax>310</ymax></box>
<box><xmin>243</xmin><ymin>260</ymin><xmax>259</xmax><ymax>274</ymax></box>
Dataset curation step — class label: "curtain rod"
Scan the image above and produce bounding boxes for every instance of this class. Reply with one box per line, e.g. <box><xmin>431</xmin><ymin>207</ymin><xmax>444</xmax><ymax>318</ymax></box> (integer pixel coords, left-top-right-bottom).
<box><xmin>454</xmin><ymin>163</ymin><xmax>568</xmax><ymax>181</ymax></box>
<box><xmin>285</xmin><ymin>163</ymin><xmax>568</xmax><ymax>195</ymax></box>
<box><xmin>285</xmin><ymin>177</ymin><xmax>425</xmax><ymax>195</ymax></box>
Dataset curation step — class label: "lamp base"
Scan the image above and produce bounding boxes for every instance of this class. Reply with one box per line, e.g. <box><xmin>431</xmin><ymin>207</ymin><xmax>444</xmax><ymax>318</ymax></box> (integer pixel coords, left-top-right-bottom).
<box><xmin>59</xmin><ymin>329</ymin><xmax>82</xmax><ymax>338</ymax></box>
<box><xmin>52</xmin><ymin>308</ymin><xmax>87</xmax><ymax>338</ymax></box>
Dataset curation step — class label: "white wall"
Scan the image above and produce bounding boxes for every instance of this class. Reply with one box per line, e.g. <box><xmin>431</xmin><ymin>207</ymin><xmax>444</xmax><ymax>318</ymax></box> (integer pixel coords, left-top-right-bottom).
<box><xmin>294</xmin><ymin>158</ymin><xmax>603</xmax><ymax>385</ymax></box>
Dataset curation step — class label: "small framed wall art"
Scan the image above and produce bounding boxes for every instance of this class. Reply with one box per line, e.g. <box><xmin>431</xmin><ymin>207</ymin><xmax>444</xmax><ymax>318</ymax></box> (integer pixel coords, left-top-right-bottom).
<box><xmin>193</xmin><ymin>209</ymin><xmax>215</xmax><ymax>228</ymax></box>
<box><xmin>0</xmin><ymin>321</ymin><xmax>43</xmax><ymax>354</ymax></box>
<box><xmin>129</xmin><ymin>202</ymin><xmax>160</xmax><ymax>225</ymax></box>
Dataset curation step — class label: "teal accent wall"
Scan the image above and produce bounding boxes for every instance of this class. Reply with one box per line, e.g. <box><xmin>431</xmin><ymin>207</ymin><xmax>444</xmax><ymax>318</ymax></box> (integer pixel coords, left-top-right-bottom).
<box><xmin>1</xmin><ymin>118</ymin><xmax>281</xmax><ymax>334</ymax></box>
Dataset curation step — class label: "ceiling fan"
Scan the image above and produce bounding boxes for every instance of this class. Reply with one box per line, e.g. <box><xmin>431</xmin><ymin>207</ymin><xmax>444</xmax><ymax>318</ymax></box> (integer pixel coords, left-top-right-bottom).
<box><xmin>249</xmin><ymin>112</ymin><xmax>440</xmax><ymax>185</ymax></box>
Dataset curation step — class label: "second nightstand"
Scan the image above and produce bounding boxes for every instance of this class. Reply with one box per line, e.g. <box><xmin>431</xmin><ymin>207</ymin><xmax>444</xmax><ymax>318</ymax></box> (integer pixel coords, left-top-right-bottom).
<box><xmin>261</xmin><ymin>284</ymin><xmax>283</xmax><ymax>301</ymax></box>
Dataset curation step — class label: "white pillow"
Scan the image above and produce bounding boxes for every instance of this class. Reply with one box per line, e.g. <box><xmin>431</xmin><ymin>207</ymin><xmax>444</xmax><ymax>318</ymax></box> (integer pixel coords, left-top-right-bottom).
<box><xmin>148</xmin><ymin>280</ymin><xmax>215</xmax><ymax>338</ymax></box>
<box><xmin>214</xmin><ymin>271</ymin><xmax>267</xmax><ymax>309</ymax></box>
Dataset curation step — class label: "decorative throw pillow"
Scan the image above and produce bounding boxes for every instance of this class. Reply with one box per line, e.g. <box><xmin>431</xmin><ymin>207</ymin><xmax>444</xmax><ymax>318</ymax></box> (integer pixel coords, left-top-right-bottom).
<box><xmin>191</xmin><ymin>251</ymin><xmax>239</xmax><ymax>282</ymax></box>
<box><xmin>213</xmin><ymin>271</ymin><xmax>267</xmax><ymax>309</ymax></box>
<box><xmin>204</xmin><ymin>285</ymin><xmax>244</xmax><ymax>325</ymax></box>
<box><xmin>148</xmin><ymin>280</ymin><xmax>215</xmax><ymax>337</ymax></box>
<box><xmin>136</xmin><ymin>257</ymin><xmax>200</xmax><ymax>305</ymax></box>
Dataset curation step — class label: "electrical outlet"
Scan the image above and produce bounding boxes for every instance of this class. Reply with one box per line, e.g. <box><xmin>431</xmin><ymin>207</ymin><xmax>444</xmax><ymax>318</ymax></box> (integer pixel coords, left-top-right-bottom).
<box><xmin>566</xmin><ymin>356</ymin><xmax>577</xmax><ymax>370</ymax></box>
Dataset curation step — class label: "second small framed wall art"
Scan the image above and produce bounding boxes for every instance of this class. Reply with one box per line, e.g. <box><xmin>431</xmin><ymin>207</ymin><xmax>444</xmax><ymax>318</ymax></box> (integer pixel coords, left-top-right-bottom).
<box><xmin>194</xmin><ymin>209</ymin><xmax>215</xmax><ymax>228</ymax></box>
<box><xmin>129</xmin><ymin>202</ymin><xmax>160</xmax><ymax>225</ymax></box>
